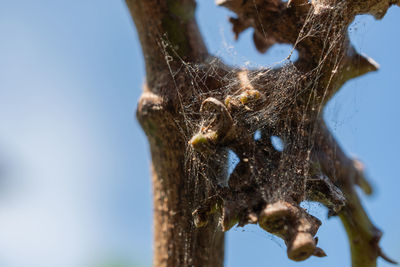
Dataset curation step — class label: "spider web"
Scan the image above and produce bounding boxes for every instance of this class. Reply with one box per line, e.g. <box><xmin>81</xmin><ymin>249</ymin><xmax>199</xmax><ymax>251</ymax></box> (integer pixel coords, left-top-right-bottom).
<box><xmin>154</xmin><ymin>0</ymin><xmax>375</xmax><ymax>265</ymax></box>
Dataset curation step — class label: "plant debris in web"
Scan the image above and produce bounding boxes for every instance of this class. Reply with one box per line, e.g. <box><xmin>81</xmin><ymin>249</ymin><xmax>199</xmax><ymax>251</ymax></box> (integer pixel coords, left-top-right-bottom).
<box><xmin>156</xmin><ymin>0</ymin><xmax>398</xmax><ymax>263</ymax></box>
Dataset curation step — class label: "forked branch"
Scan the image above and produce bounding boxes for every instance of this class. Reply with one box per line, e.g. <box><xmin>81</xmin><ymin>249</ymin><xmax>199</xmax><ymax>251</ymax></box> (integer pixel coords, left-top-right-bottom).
<box><xmin>128</xmin><ymin>0</ymin><xmax>399</xmax><ymax>266</ymax></box>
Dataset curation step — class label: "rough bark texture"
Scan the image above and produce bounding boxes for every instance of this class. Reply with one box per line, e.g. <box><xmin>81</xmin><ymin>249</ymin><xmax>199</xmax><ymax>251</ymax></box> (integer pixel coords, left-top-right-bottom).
<box><xmin>127</xmin><ymin>1</ymin><xmax>224</xmax><ymax>266</ymax></box>
<box><xmin>127</xmin><ymin>0</ymin><xmax>399</xmax><ymax>266</ymax></box>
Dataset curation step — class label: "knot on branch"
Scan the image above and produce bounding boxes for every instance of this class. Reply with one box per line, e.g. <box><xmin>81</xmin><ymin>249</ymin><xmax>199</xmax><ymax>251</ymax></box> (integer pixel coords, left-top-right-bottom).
<box><xmin>259</xmin><ymin>201</ymin><xmax>325</xmax><ymax>261</ymax></box>
<box><xmin>189</xmin><ymin>97</ymin><xmax>234</xmax><ymax>151</ymax></box>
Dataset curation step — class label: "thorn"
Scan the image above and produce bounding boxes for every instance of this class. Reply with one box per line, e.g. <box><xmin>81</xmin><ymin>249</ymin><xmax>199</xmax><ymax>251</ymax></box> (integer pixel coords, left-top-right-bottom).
<box><xmin>229</xmin><ymin>17</ymin><xmax>250</xmax><ymax>40</ymax></box>
<box><xmin>253</xmin><ymin>31</ymin><xmax>274</xmax><ymax>53</ymax></box>
<box><xmin>346</xmin><ymin>47</ymin><xmax>379</xmax><ymax>79</ymax></box>
<box><xmin>353</xmin><ymin>159</ymin><xmax>373</xmax><ymax>195</ymax></box>
<box><xmin>361</xmin><ymin>54</ymin><xmax>380</xmax><ymax>70</ymax></box>
<box><xmin>313</xmin><ymin>247</ymin><xmax>327</xmax><ymax>258</ymax></box>
<box><xmin>378</xmin><ymin>247</ymin><xmax>398</xmax><ymax>265</ymax></box>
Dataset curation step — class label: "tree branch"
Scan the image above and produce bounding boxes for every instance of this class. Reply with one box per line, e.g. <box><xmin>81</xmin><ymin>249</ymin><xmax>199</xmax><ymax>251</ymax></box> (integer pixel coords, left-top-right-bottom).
<box><xmin>127</xmin><ymin>1</ymin><xmax>225</xmax><ymax>266</ymax></box>
<box><xmin>313</xmin><ymin>120</ymin><xmax>397</xmax><ymax>267</ymax></box>
<box><xmin>126</xmin><ymin>0</ymin><xmax>208</xmax><ymax>87</ymax></box>
<box><xmin>129</xmin><ymin>0</ymin><xmax>399</xmax><ymax>266</ymax></box>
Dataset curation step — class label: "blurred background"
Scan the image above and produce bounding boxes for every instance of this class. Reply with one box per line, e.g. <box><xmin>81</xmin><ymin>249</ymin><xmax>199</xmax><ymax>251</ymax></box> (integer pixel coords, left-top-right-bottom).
<box><xmin>0</xmin><ymin>1</ymin><xmax>399</xmax><ymax>266</ymax></box>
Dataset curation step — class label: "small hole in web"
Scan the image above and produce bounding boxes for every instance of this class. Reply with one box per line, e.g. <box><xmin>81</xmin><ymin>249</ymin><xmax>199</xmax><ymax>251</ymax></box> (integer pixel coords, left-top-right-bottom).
<box><xmin>254</xmin><ymin>129</ymin><xmax>261</xmax><ymax>141</ymax></box>
<box><xmin>270</xmin><ymin>136</ymin><xmax>284</xmax><ymax>152</ymax></box>
<box><xmin>300</xmin><ymin>201</ymin><xmax>327</xmax><ymax>218</ymax></box>
<box><xmin>228</xmin><ymin>149</ymin><xmax>240</xmax><ymax>177</ymax></box>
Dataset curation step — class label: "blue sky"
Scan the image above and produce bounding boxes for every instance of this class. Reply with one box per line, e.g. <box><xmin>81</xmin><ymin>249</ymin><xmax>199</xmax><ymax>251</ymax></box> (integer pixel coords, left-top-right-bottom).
<box><xmin>0</xmin><ymin>1</ymin><xmax>399</xmax><ymax>267</ymax></box>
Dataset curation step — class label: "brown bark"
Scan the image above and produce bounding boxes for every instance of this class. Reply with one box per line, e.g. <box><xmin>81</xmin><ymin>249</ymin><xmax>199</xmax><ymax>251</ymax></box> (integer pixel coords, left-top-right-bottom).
<box><xmin>126</xmin><ymin>1</ymin><xmax>224</xmax><ymax>266</ymax></box>
<box><xmin>127</xmin><ymin>0</ymin><xmax>399</xmax><ymax>266</ymax></box>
